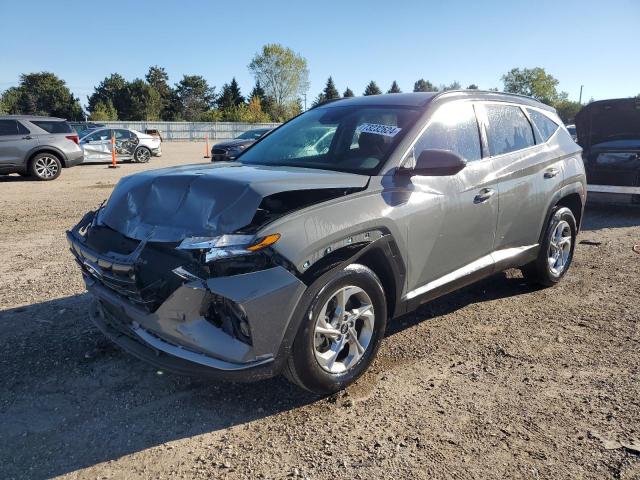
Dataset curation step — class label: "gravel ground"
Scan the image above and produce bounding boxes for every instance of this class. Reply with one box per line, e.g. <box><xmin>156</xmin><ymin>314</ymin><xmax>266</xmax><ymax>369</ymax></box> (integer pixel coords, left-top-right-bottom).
<box><xmin>0</xmin><ymin>143</ymin><xmax>639</xmax><ymax>480</ymax></box>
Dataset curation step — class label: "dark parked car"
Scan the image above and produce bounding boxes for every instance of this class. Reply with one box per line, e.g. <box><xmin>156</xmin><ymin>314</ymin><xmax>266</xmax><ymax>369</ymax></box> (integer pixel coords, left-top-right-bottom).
<box><xmin>576</xmin><ymin>98</ymin><xmax>640</xmax><ymax>203</ymax></box>
<box><xmin>68</xmin><ymin>91</ymin><xmax>585</xmax><ymax>394</ymax></box>
<box><xmin>0</xmin><ymin>115</ymin><xmax>83</xmax><ymax>180</ymax></box>
<box><xmin>211</xmin><ymin>128</ymin><xmax>271</xmax><ymax>162</ymax></box>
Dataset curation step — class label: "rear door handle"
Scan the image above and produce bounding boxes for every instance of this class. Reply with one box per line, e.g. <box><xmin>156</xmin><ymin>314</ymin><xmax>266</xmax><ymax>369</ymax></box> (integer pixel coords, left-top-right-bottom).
<box><xmin>474</xmin><ymin>188</ymin><xmax>496</xmax><ymax>204</ymax></box>
<box><xmin>544</xmin><ymin>168</ymin><xmax>560</xmax><ymax>179</ymax></box>
<box><xmin>22</xmin><ymin>135</ymin><xmax>32</xmax><ymax>140</ymax></box>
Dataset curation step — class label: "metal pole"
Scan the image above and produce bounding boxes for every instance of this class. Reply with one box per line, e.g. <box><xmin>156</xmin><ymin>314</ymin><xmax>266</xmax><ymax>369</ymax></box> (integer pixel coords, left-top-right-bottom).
<box><xmin>579</xmin><ymin>85</ymin><xmax>584</xmax><ymax>104</ymax></box>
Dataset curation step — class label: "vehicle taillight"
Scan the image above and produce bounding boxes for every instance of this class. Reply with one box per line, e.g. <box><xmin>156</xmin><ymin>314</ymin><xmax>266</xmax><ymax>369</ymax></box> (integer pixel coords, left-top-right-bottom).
<box><xmin>66</xmin><ymin>134</ymin><xmax>79</xmax><ymax>145</ymax></box>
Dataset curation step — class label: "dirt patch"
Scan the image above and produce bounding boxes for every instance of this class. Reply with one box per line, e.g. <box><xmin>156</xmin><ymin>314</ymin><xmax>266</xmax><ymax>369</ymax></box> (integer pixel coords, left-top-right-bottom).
<box><xmin>0</xmin><ymin>143</ymin><xmax>639</xmax><ymax>479</ymax></box>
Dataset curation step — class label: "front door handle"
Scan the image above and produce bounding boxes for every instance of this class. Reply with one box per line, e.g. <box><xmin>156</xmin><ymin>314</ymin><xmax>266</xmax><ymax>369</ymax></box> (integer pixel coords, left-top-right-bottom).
<box><xmin>544</xmin><ymin>167</ymin><xmax>560</xmax><ymax>179</ymax></box>
<box><xmin>474</xmin><ymin>188</ymin><xmax>496</xmax><ymax>204</ymax></box>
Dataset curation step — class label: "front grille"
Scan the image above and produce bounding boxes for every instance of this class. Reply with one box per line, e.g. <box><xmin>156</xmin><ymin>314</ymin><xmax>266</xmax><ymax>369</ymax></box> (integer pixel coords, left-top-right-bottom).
<box><xmin>68</xmin><ymin>222</ymin><xmax>203</xmax><ymax>312</ymax></box>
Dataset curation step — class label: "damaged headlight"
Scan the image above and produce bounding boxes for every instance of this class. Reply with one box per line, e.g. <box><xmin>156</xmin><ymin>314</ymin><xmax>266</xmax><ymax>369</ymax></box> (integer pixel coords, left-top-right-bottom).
<box><xmin>177</xmin><ymin>233</ymin><xmax>280</xmax><ymax>263</ymax></box>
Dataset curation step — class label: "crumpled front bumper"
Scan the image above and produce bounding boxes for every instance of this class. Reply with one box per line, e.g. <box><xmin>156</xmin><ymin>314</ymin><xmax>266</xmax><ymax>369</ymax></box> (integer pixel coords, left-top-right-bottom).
<box><xmin>68</xmin><ymin>226</ymin><xmax>308</xmax><ymax>381</ymax></box>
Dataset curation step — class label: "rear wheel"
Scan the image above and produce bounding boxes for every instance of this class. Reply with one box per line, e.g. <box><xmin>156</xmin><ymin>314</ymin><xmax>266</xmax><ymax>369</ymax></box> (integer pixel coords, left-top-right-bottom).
<box><xmin>284</xmin><ymin>264</ymin><xmax>387</xmax><ymax>395</ymax></box>
<box><xmin>133</xmin><ymin>146</ymin><xmax>151</xmax><ymax>163</ymax></box>
<box><xmin>522</xmin><ymin>206</ymin><xmax>577</xmax><ymax>287</ymax></box>
<box><xmin>29</xmin><ymin>153</ymin><xmax>62</xmax><ymax>181</ymax></box>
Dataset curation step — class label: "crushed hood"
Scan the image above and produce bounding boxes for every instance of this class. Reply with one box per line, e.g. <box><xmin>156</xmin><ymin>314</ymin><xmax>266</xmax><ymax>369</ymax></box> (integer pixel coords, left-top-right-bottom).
<box><xmin>99</xmin><ymin>163</ymin><xmax>369</xmax><ymax>242</ymax></box>
<box><xmin>576</xmin><ymin>98</ymin><xmax>640</xmax><ymax>149</ymax></box>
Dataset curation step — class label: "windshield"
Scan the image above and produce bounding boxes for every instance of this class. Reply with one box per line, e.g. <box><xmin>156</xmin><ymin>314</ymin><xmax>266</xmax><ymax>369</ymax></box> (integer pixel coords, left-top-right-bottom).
<box><xmin>238</xmin><ymin>105</ymin><xmax>420</xmax><ymax>174</ymax></box>
<box><xmin>237</xmin><ymin>129</ymin><xmax>268</xmax><ymax>140</ymax></box>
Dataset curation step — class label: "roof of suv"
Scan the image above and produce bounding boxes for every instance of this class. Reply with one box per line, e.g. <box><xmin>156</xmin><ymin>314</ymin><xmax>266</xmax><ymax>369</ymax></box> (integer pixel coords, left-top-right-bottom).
<box><xmin>319</xmin><ymin>90</ymin><xmax>554</xmax><ymax>112</ymax></box>
<box><xmin>0</xmin><ymin>115</ymin><xmax>67</xmax><ymax>121</ymax></box>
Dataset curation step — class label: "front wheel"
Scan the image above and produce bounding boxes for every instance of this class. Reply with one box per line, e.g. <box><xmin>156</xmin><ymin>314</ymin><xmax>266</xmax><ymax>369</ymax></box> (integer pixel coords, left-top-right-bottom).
<box><xmin>522</xmin><ymin>206</ymin><xmax>577</xmax><ymax>287</ymax></box>
<box><xmin>284</xmin><ymin>264</ymin><xmax>387</xmax><ymax>395</ymax></box>
<box><xmin>133</xmin><ymin>146</ymin><xmax>151</xmax><ymax>163</ymax></box>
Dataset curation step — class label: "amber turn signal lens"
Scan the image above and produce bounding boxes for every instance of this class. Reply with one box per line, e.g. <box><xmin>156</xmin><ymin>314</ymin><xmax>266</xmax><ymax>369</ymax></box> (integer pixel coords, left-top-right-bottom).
<box><xmin>246</xmin><ymin>233</ymin><xmax>281</xmax><ymax>252</ymax></box>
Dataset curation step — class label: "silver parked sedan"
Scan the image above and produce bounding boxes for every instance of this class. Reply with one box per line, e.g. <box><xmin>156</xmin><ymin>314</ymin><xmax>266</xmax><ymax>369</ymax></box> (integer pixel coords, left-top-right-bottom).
<box><xmin>79</xmin><ymin>127</ymin><xmax>162</xmax><ymax>163</ymax></box>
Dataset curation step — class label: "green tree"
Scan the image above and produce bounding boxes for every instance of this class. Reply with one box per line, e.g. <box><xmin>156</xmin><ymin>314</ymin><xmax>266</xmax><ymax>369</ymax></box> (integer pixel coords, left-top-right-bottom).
<box><xmin>122</xmin><ymin>79</ymin><xmax>162</xmax><ymax>120</ymax></box>
<box><xmin>387</xmin><ymin>81</ymin><xmax>401</xmax><ymax>93</ymax></box>
<box><xmin>145</xmin><ymin>65</ymin><xmax>174</xmax><ymax>120</ymax></box>
<box><xmin>312</xmin><ymin>76</ymin><xmax>341</xmax><ymax>107</ymax></box>
<box><xmin>323</xmin><ymin>76</ymin><xmax>340</xmax><ymax>100</ymax></box>
<box><xmin>3</xmin><ymin>72</ymin><xmax>82</xmax><ymax>119</ymax></box>
<box><xmin>466</xmin><ymin>84</ymin><xmax>479</xmax><ymax>90</ymax></box>
<box><xmin>343</xmin><ymin>87</ymin><xmax>354</xmax><ymax>97</ymax></box>
<box><xmin>248</xmin><ymin>43</ymin><xmax>309</xmax><ymax>121</ymax></box>
<box><xmin>554</xmin><ymin>99</ymin><xmax>582</xmax><ymax>124</ymax></box>
<box><xmin>440</xmin><ymin>81</ymin><xmax>461</xmax><ymax>91</ymax></box>
<box><xmin>363</xmin><ymin>81</ymin><xmax>382</xmax><ymax>96</ymax></box>
<box><xmin>501</xmin><ymin>67</ymin><xmax>561</xmax><ymax>105</ymax></box>
<box><xmin>89</xmin><ymin>99</ymin><xmax>118</xmax><ymax>121</ymax></box>
<box><xmin>0</xmin><ymin>87</ymin><xmax>21</xmax><ymax>113</ymax></box>
<box><xmin>413</xmin><ymin>79</ymin><xmax>438</xmax><ymax>92</ymax></box>
<box><xmin>88</xmin><ymin>73</ymin><xmax>128</xmax><ymax>119</ymax></box>
<box><xmin>174</xmin><ymin>75</ymin><xmax>216</xmax><ymax>121</ymax></box>
<box><xmin>217</xmin><ymin>77</ymin><xmax>245</xmax><ymax>111</ymax></box>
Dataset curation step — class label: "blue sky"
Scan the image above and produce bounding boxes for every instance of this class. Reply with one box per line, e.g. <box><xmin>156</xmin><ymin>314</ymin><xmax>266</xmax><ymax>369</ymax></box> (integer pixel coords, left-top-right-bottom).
<box><xmin>1</xmin><ymin>0</ymin><xmax>638</xmax><ymax>108</ymax></box>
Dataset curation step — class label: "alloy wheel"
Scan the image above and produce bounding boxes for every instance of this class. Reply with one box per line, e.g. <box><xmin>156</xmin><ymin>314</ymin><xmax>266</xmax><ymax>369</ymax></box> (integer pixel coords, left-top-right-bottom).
<box><xmin>34</xmin><ymin>156</ymin><xmax>59</xmax><ymax>179</ymax></box>
<box><xmin>547</xmin><ymin>220</ymin><xmax>572</xmax><ymax>276</ymax></box>
<box><xmin>135</xmin><ymin>148</ymin><xmax>151</xmax><ymax>163</ymax></box>
<box><xmin>313</xmin><ymin>285</ymin><xmax>375</xmax><ymax>374</ymax></box>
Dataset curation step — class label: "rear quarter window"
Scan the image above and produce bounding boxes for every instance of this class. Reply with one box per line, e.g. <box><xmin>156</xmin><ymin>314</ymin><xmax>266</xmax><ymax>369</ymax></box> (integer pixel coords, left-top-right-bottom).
<box><xmin>527</xmin><ymin>109</ymin><xmax>559</xmax><ymax>142</ymax></box>
<box><xmin>485</xmin><ymin>104</ymin><xmax>535</xmax><ymax>156</ymax></box>
<box><xmin>31</xmin><ymin>120</ymin><xmax>73</xmax><ymax>134</ymax></box>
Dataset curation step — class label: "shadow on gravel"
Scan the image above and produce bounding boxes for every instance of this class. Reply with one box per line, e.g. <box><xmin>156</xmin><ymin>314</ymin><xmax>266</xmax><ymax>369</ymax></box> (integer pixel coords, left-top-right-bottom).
<box><xmin>0</xmin><ymin>174</ymin><xmax>35</xmax><ymax>182</ymax></box>
<box><xmin>582</xmin><ymin>203</ymin><xmax>640</xmax><ymax>231</ymax></box>
<box><xmin>386</xmin><ymin>271</ymin><xmax>536</xmax><ymax>337</ymax></box>
<box><xmin>0</xmin><ymin>294</ymin><xmax>317</xmax><ymax>480</ymax></box>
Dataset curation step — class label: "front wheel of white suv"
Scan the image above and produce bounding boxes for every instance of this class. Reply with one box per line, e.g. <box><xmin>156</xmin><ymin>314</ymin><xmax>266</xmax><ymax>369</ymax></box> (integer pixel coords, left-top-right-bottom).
<box><xmin>522</xmin><ymin>206</ymin><xmax>577</xmax><ymax>287</ymax></box>
<box><xmin>284</xmin><ymin>264</ymin><xmax>387</xmax><ymax>395</ymax></box>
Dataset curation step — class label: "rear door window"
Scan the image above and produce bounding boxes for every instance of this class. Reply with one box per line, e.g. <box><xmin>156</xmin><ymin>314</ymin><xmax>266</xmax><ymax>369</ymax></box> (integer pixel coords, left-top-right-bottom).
<box><xmin>85</xmin><ymin>129</ymin><xmax>111</xmax><ymax>141</ymax></box>
<box><xmin>527</xmin><ymin>109</ymin><xmax>559</xmax><ymax>142</ymax></box>
<box><xmin>31</xmin><ymin>120</ymin><xmax>73</xmax><ymax>134</ymax></box>
<box><xmin>413</xmin><ymin>101</ymin><xmax>482</xmax><ymax>162</ymax></box>
<box><xmin>0</xmin><ymin>120</ymin><xmax>20</xmax><ymax>136</ymax></box>
<box><xmin>485</xmin><ymin>104</ymin><xmax>535</xmax><ymax>156</ymax></box>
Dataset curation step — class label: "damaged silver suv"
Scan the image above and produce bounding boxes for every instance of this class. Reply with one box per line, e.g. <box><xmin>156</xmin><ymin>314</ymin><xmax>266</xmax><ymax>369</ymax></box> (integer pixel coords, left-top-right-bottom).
<box><xmin>68</xmin><ymin>92</ymin><xmax>586</xmax><ymax>394</ymax></box>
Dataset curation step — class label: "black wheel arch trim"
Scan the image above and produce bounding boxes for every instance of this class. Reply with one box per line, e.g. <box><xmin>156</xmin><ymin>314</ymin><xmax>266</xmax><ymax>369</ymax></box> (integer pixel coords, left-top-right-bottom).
<box><xmin>270</xmin><ymin>233</ymin><xmax>406</xmax><ymax>375</ymax></box>
<box><xmin>27</xmin><ymin>146</ymin><xmax>68</xmax><ymax>167</ymax></box>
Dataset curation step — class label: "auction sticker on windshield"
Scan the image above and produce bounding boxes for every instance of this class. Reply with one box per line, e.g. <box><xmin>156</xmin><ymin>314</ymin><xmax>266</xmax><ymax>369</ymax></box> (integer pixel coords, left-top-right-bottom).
<box><xmin>357</xmin><ymin>123</ymin><xmax>402</xmax><ymax>137</ymax></box>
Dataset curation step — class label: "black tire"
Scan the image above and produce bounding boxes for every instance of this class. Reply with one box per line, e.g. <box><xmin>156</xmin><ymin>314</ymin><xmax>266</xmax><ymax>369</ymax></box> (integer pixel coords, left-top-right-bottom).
<box><xmin>284</xmin><ymin>264</ymin><xmax>387</xmax><ymax>395</ymax></box>
<box><xmin>29</xmin><ymin>153</ymin><xmax>62</xmax><ymax>181</ymax></box>
<box><xmin>522</xmin><ymin>206</ymin><xmax>577</xmax><ymax>287</ymax></box>
<box><xmin>133</xmin><ymin>146</ymin><xmax>151</xmax><ymax>163</ymax></box>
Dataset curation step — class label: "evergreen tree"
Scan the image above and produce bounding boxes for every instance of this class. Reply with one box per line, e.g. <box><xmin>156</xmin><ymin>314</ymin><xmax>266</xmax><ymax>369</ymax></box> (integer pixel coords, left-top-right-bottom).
<box><xmin>343</xmin><ymin>87</ymin><xmax>355</xmax><ymax>97</ymax></box>
<box><xmin>413</xmin><ymin>79</ymin><xmax>438</xmax><ymax>92</ymax></box>
<box><xmin>217</xmin><ymin>78</ymin><xmax>245</xmax><ymax>111</ymax></box>
<box><xmin>363</xmin><ymin>81</ymin><xmax>382</xmax><ymax>96</ymax></box>
<box><xmin>466</xmin><ymin>84</ymin><xmax>479</xmax><ymax>90</ymax></box>
<box><xmin>145</xmin><ymin>66</ymin><xmax>174</xmax><ymax>120</ymax></box>
<box><xmin>322</xmin><ymin>76</ymin><xmax>340</xmax><ymax>100</ymax></box>
<box><xmin>387</xmin><ymin>81</ymin><xmax>401</xmax><ymax>93</ymax></box>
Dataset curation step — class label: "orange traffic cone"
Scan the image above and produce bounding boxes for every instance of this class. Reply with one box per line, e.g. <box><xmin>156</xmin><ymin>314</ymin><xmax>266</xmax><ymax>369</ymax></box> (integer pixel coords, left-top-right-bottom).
<box><xmin>108</xmin><ymin>132</ymin><xmax>119</xmax><ymax>169</ymax></box>
<box><xmin>204</xmin><ymin>134</ymin><xmax>210</xmax><ymax>158</ymax></box>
